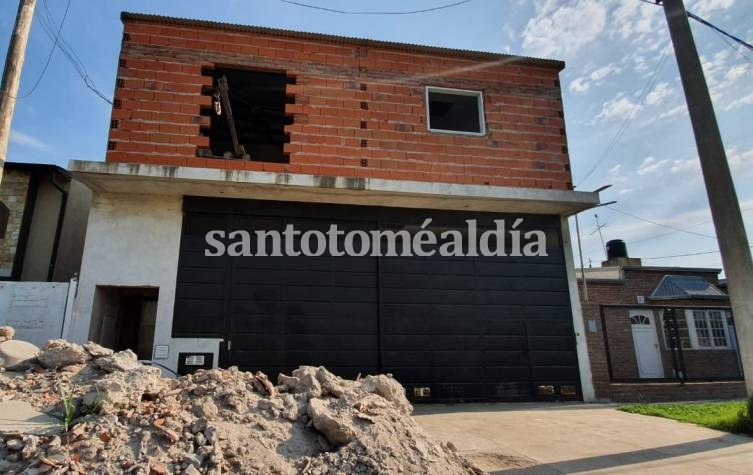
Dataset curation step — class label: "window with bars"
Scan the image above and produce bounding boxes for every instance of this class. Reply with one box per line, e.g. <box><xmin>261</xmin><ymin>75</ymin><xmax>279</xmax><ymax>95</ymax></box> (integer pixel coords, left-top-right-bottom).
<box><xmin>693</xmin><ymin>310</ymin><xmax>729</xmax><ymax>348</ymax></box>
<box><xmin>661</xmin><ymin>309</ymin><xmax>731</xmax><ymax>350</ymax></box>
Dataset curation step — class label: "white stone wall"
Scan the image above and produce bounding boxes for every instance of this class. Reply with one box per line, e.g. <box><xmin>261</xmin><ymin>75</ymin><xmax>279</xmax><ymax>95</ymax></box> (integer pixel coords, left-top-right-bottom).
<box><xmin>69</xmin><ymin>192</ymin><xmax>220</xmax><ymax>373</ymax></box>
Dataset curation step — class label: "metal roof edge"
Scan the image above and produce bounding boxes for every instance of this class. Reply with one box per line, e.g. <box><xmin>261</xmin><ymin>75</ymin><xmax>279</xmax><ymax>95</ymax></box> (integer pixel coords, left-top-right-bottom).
<box><xmin>120</xmin><ymin>11</ymin><xmax>565</xmax><ymax>70</ymax></box>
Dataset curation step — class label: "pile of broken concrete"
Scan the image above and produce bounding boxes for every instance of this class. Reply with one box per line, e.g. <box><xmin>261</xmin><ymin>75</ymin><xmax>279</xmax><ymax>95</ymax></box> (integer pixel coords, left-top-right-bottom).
<box><xmin>0</xmin><ymin>333</ymin><xmax>483</xmax><ymax>475</ymax></box>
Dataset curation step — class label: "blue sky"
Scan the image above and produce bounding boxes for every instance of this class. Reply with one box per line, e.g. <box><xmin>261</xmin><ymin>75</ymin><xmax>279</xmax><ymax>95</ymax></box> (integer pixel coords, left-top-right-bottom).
<box><xmin>1</xmin><ymin>0</ymin><xmax>752</xmax><ymax>272</ymax></box>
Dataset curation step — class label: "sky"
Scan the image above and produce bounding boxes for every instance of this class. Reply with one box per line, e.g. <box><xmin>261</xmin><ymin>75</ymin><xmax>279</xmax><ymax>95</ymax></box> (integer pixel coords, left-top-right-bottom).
<box><xmin>1</xmin><ymin>0</ymin><xmax>752</xmax><ymax>273</ymax></box>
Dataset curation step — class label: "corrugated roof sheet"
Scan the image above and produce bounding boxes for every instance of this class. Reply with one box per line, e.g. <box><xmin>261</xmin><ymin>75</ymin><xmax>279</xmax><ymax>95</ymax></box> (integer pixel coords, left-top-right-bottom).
<box><xmin>651</xmin><ymin>275</ymin><xmax>727</xmax><ymax>300</ymax></box>
<box><xmin>120</xmin><ymin>12</ymin><xmax>565</xmax><ymax>70</ymax></box>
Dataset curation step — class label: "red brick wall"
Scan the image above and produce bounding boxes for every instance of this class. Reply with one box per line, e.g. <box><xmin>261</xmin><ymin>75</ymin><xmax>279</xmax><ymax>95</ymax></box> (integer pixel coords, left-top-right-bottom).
<box><xmin>106</xmin><ymin>18</ymin><xmax>572</xmax><ymax>190</ymax></box>
<box><xmin>577</xmin><ymin>268</ymin><xmax>741</xmax><ymax>401</ymax></box>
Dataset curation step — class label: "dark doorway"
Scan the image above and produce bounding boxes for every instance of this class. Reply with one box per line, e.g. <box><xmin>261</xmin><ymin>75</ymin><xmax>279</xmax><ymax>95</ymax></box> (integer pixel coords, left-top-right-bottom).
<box><xmin>89</xmin><ymin>286</ymin><xmax>159</xmax><ymax>360</ymax></box>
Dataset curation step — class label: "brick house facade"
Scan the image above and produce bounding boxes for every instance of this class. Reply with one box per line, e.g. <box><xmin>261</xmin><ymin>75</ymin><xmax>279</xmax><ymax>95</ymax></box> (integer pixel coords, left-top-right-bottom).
<box><xmin>579</xmin><ymin>266</ymin><xmax>746</xmax><ymax>402</ymax></box>
<box><xmin>107</xmin><ymin>13</ymin><xmax>571</xmax><ymax>189</ymax></box>
<box><xmin>66</xmin><ymin>12</ymin><xmax>601</xmax><ymax>402</ymax></box>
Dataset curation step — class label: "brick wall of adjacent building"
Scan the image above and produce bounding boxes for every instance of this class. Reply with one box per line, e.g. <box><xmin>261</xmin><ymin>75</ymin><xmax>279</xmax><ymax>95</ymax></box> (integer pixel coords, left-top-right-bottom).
<box><xmin>578</xmin><ymin>267</ymin><xmax>743</xmax><ymax>401</ymax></box>
<box><xmin>106</xmin><ymin>15</ymin><xmax>572</xmax><ymax>190</ymax></box>
<box><xmin>0</xmin><ymin>169</ymin><xmax>31</xmax><ymax>278</ymax></box>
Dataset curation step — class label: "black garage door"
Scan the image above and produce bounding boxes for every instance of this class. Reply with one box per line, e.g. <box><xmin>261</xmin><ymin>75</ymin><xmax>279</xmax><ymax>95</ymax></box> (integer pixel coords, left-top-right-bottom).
<box><xmin>173</xmin><ymin>197</ymin><xmax>581</xmax><ymax>402</ymax></box>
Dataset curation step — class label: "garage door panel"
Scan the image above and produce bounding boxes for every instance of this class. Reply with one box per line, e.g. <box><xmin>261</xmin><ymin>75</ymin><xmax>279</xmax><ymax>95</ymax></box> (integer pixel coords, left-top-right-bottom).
<box><xmin>285</xmin><ymin>316</ymin><xmax>377</xmax><ymax>335</ymax></box>
<box><xmin>483</xmin><ymin>336</ymin><xmax>527</xmax><ymax>350</ymax></box>
<box><xmin>174</xmin><ymin>198</ymin><xmax>579</xmax><ymax>402</ymax></box>
<box><xmin>528</xmin><ymin>336</ymin><xmax>576</xmax><ymax>351</ymax></box>
<box><xmin>483</xmin><ymin>350</ymin><xmax>529</xmax><ymax>366</ymax></box>
<box><xmin>175</xmin><ymin>283</ymin><xmax>225</xmax><ymax>300</ymax></box>
<box><xmin>529</xmin><ymin>351</ymin><xmax>579</xmax><ymax>366</ymax></box>
<box><xmin>284</xmin><ymin>334</ymin><xmax>377</xmax><ymax>350</ymax></box>
<box><xmin>532</xmin><ymin>366</ymin><xmax>580</xmax><ymax>381</ymax></box>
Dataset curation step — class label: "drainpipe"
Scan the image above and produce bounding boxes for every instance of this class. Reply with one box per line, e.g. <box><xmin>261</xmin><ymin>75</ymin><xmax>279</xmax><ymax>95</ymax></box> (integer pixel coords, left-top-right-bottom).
<box><xmin>47</xmin><ymin>170</ymin><xmax>69</xmax><ymax>282</ymax></box>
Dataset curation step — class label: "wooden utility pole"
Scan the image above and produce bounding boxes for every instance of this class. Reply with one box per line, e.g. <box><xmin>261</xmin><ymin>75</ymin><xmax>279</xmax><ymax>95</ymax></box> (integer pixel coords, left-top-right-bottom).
<box><xmin>662</xmin><ymin>0</ymin><xmax>753</xmax><ymax>396</ymax></box>
<box><xmin>0</xmin><ymin>0</ymin><xmax>37</xmax><ymax>184</ymax></box>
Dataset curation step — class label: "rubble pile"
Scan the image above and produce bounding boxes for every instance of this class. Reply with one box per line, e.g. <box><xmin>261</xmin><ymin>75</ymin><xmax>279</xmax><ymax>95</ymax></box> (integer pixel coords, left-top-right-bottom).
<box><xmin>0</xmin><ymin>337</ymin><xmax>483</xmax><ymax>474</ymax></box>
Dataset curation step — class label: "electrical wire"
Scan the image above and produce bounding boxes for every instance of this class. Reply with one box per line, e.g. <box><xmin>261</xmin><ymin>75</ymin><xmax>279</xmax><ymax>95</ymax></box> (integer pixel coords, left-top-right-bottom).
<box><xmin>605</xmin><ymin>205</ymin><xmax>717</xmax><ymax>239</ymax></box>
<box><xmin>711</xmin><ymin>27</ymin><xmax>753</xmax><ymax>68</ymax></box>
<box><xmin>576</xmin><ymin>43</ymin><xmax>670</xmax><ymax>187</ymax></box>
<box><xmin>687</xmin><ymin>12</ymin><xmax>753</xmax><ymax>53</ymax></box>
<box><xmin>7</xmin><ymin>0</ymin><xmax>70</xmax><ymax>99</ymax></box>
<box><xmin>629</xmin><ymin>206</ymin><xmax>753</xmax><ymax>244</ymax></box>
<box><xmin>642</xmin><ymin>246</ymin><xmax>753</xmax><ymax>260</ymax></box>
<box><xmin>36</xmin><ymin>0</ymin><xmax>112</xmax><ymax>104</ymax></box>
<box><xmin>276</xmin><ymin>0</ymin><xmax>472</xmax><ymax>15</ymax></box>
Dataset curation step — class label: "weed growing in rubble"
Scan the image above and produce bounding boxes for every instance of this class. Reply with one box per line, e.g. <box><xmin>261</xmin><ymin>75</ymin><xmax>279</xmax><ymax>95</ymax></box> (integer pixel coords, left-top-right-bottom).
<box><xmin>54</xmin><ymin>381</ymin><xmax>77</xmax><ymax>432</ymax></box>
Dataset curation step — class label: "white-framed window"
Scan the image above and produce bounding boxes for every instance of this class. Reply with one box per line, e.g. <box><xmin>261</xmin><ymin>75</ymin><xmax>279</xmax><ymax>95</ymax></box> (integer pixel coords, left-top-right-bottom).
<box><xmin>660</xmin><ymin>309</ymin><xmax>732</xmax><ymax>350</ymax></box>
<box><xmin>690</xmin><ymin>309</ymin><xmax>730</xmax><ymax>349</ymax></box>
<box><xmin>425</xmin><ymin>86</ymin><xmax>486</xmax><ymax>135</ymax></box>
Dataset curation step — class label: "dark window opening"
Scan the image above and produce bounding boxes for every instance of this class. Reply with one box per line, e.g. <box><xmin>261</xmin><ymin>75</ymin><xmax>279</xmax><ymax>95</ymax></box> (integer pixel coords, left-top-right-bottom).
<box><xmin>205</xmin><ymin>68</ymin><xmax>294</xmax><ymax>163</ymax></box>
<box><xmin>427</xmin><ymin>87</ymin><xmax>484</xmax><ymax>134</ymax></box>
<box><xmin>0</xmin><ymin>201</ymin><xmax>8</xmax><ymax>239</ymax></box>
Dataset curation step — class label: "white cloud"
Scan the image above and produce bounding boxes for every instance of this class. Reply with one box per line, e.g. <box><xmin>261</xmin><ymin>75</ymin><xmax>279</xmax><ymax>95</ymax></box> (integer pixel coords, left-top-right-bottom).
<box><xmin>670</xmin><ymin>158</ymin><xmax>700</xmax><ymax>175</ymax></box>
<box><xmin>9</xmin><ymin>130</ymin><xmax>50</xmax><ymax>152</ymax></box>
<box><xmin>637</xmin><ymin>156</ymin><xmax>669</xmax><ymax>175</ymax></box>
<box><xmin>657</xmin><ymin>103</ymin><xmax>687</xmax><ymax>119</ymax></box>
<box><xmin>606</xmin><ymin>163</ymin><xmax>628</xmax><ymax>183</ymax></box>
<box><xmin>568</xmin><ymin>62</ymin><xmax>622</xmax><ymax>94</ymax></box>
<box><xmin>645</xmin><ymin>82</ymin><xmax>673</xmax><ymax>106</ymax></box>
<box><xmin>729</xmin><ymin>146</ymin><xmax>753</xmax><ymax>170</ymax></box>
<box><xmin>596</xmin><ymin>94</ymin><xmax>641</xmax><ymax>121</ymax></box>
<box><xmin>521</xmin><ymin>0</ymin><xmax>607</xmax><ymax>59</ymax></box>
<box><xmin>690</xmin><ymin>0</ymin><xmax>735</xmax><ymax>18</ymax></box>
<box><xmin>725</xmin><ymin>64</ymin><xmax>748</xmax><ymax>82</ymax></box>
<box><xmin>723</xmin><ymin>91</ymin><xmax>753</xmax><ymax>111</ymax></box>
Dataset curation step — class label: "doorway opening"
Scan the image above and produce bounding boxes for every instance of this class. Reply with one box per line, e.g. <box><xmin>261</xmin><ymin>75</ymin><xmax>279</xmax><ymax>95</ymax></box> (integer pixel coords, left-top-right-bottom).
<box><xmin>88</xmin><ymin>286</ymin><xmax>158</xmax><ymax>360</ymax></box>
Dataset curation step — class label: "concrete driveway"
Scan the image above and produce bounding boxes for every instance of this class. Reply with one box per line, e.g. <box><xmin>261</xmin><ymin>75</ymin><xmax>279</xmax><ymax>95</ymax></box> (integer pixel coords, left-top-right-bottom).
<box><xmin>414</xmin><ymin>403</ymin><xmax>753</xmax><ymax>474</ymax></box>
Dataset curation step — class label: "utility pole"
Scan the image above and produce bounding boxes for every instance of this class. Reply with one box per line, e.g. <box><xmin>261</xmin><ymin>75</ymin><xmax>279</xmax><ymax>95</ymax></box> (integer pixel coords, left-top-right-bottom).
<box><xmin>0</xmin><ymin>0</ymin><xmax>37</xmax><ymax>185</ymax></box>
<box><xmin>662</xmin><ymin>0</ymin><xmax>753</xmax><ymax>396</ymax></box>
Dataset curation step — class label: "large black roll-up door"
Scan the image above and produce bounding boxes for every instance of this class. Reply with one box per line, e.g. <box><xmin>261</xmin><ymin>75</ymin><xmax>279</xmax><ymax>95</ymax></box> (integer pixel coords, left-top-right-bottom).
<box><xmin>173</xmin><ymin>197</ymin><xmax>581</xmax><ymax>402</ymax></box>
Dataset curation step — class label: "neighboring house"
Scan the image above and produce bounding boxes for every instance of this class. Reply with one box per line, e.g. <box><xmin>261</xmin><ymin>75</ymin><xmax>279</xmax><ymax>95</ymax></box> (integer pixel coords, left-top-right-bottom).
<box><xmin>66</xmin><ymin>12</ymin><xmax>600</xmax><ymax>402</ymax></box>
<box><xmin>578</xmin><ymin>240</ymin><xmax>745</xmax><ymax>402</ymax></box>
<box><xmin>0</xmin><ymin>163</ymin><xmax>91</xmax><ymax>282</ymax></box>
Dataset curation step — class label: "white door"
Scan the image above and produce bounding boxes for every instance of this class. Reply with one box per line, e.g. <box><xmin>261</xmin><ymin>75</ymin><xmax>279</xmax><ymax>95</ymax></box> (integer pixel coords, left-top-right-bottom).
<box><xmin>630</xmin><ymin>310</ymin><xmax>664</xmax><ymax>379</ymax></box>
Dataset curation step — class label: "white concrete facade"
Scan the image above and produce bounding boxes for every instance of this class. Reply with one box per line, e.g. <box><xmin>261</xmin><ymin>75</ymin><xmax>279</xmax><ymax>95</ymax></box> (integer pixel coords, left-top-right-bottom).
<box><xmin>69</xmin><ymin>161</ymin><xmax>600</xmax><ymax>386</ymax></box>
<box><xmin>68</xmin><ymin>192</ymin><xmax>220</xmax><ymax>373</ymax></box>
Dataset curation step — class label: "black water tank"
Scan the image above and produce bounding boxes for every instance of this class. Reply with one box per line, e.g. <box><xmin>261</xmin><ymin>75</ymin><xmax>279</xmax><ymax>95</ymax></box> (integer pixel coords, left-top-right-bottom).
<box><xmin>606</xmin><ymin>239</ymin><xmax>628</xmax><ymax>260</ymax></box>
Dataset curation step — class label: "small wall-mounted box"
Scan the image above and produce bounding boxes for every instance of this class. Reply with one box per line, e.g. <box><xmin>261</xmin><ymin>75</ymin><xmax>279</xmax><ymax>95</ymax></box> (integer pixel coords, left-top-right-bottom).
<box><xmin>177</xmin><ymin>352</ymin><xmax>213</xmax><ymax>375</ymax></box>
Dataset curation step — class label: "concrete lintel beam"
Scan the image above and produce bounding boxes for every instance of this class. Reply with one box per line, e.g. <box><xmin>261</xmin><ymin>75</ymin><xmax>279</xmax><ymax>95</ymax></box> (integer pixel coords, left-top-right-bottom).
<box><xmin>69</xmin><ymin>160</ymin><xmax>600</xmax><ymax>216</ymax></box>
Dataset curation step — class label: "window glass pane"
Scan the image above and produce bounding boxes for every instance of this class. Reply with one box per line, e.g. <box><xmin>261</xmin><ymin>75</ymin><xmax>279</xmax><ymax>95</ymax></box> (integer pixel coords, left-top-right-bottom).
<box><xmin>662</xmin><ymin>311</ymin><xmax>691</xmax><ymax>349</ymax></box>
<box><xmin>694</xmin><ymin>312</ymin><xmax>711</xmax><ymax>347</ymax></box>
<box><xmin>428</xmin><ymin>90</ymin><xmax>482</xmax><ymax>133</ymax></box>
<box><xmin>708</xmin><ymin>311</ymin><xmax>728</xmax><ymax>347</ymax></box>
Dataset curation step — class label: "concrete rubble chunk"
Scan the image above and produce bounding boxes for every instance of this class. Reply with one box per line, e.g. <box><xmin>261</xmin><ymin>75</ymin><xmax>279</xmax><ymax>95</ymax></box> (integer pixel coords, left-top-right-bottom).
<box><xmin>307</xmin><ymin>398</ymin><xmax>356</xmax><ymax>447</ymax></box>
<box><xmin>361</xmin><ymin>374</ymin><xmax>413</xmax><ymax>415</ymax></box>
<box><xmin>0</xmin><ymin>339</ymin><xmax>40</xmax><ymax>370</ymax></box>
<box><xmin>0</xmin><ymin>326</ymin><xmax>15</xmax><ymax>340</ymax></box>
<box><xmin>94</xmin><ymin>349</ymin><xmax>141</xmax><ymax>372</ymax></box>
<box><xmin>37</xmin><ymin>340</ymin><xmax>89</xmax><ymax>369</ymax></box>
<box><xmin>83</xmin><ymin>341</ymin><xmax>113</xmax><ymax>358</ymax></box>
<box><xmin>0</xmin><ymin>338</ymin><xmax>483</xmax><ymax>474</ymax></box>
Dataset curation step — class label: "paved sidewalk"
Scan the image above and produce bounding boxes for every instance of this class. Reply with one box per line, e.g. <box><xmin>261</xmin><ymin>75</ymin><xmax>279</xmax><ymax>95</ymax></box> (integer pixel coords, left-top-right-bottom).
<box><xmin>414</xmin><ymin>402</ymin><xmax>753</xmax><ymax>474</ymax></box>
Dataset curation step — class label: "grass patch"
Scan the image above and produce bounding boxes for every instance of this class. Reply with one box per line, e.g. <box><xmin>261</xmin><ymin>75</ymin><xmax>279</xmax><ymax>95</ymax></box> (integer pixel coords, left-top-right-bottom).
<box><xmin>620</xmin><ymin>399</ymin><xmax>753</xmax><ymax>436</ymax></box>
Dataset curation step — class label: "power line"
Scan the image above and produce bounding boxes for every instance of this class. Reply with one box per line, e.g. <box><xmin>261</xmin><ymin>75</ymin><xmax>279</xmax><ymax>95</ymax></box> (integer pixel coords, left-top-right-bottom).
<box><xmin>630</xmin><ymin>206</ymin><xmax>753</xmax><ymax>244</ymax></box>
<box><xmin>642</xmin><ymin>246</ymin><xmax>753</xmax><ymax>260</ymax></box>
<box><xmin>605</xmin><ymin>205</ymin><xmax>717</xmax><ymax>239</ymax></box>
<box><xmin>711</xmin><ymin>27</ymin><xmax>753</xmax><ymax>68</ymax></box>
<box><xmin>687</xmin><ymin>12</ymin><xmax>753</xmax><ymax>53</ymax></box>
<box><xmin>12</xmin><ymin>0</ymin><xmax>70</xmax><ymax>99</ymax></box>
<box><xmin>35</xmin><ymin>0</ymin><xmax>112</xmax><ymax>104</ymax></box>
<box><xmin>637</xmin><ymin>0</ymin><xmax>753</xmax><ymax>53</ymax></box>
<box><xmin>576</xmin><ymin>43</ymin><xmax>670</xmax><ymax>186</ymax></box>
<box><xmin>276</xmin><ymin>0</ymin><xmax>472</xmax><ymax>15</ymax></box>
